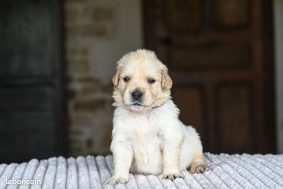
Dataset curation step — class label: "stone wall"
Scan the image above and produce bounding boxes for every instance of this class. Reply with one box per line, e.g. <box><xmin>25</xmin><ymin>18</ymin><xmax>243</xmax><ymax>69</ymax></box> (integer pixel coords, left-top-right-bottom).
<box><xmin>64</xmin><ymin>0</ymin><xmax>143</xmax><ymax>156</ymax></box>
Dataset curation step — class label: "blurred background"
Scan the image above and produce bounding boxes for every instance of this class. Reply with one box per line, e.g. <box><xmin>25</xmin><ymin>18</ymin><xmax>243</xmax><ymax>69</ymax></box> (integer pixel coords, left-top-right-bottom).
<box><xmin>0</xmin><ymin>0</ymin><xmax>282</xmax><ymax>163</ymax></box>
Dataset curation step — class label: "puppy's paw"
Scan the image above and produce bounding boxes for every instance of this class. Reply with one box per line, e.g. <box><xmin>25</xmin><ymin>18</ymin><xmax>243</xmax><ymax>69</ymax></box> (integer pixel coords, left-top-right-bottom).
<box><xmin>190</xmin><ymin>162</ymin><xmax>206</xmax><ymax>174</ymax></box>
<box><xmin>105</xmin><ymin>176</ymin><xmax>128</xmax><ymax>185</ymax></box>
<box><xmin>160</xmin><ymin>171</ymin><xmax>183</xmax><ymax>180</ymax></box>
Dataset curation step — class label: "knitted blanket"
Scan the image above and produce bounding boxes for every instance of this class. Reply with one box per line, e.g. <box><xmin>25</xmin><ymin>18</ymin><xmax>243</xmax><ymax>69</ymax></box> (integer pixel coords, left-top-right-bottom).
<box><xmin>0</xmin><ymin>153</ymin><xmax>282</xmax><ymax>189</ymax></box>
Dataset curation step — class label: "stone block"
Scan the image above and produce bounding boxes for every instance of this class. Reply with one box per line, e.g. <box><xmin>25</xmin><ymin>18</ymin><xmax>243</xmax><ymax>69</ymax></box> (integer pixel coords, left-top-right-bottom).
<box><xmin>74</xmin><ymin>98</ymin><xmax>107</xmax><ymax>112</ymax></box>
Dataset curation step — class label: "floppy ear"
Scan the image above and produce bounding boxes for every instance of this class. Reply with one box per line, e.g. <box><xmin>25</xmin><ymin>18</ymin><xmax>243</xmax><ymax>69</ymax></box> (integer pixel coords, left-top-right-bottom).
<box><xmin>161</xmin><ymin>68</ymin><xmax>172</xmax><ymax>91</ymax></box>
<box><xmin>112</xmin><ymin>65</ymin><xmax>122</xmax><ymax>88</ymax></box>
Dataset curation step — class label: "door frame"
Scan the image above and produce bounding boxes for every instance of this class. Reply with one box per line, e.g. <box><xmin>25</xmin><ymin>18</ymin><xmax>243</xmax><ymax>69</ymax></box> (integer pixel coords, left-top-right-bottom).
<box><xmin>274</xmin><ymin>0</ymin><xmax>283</xmax><ymax>153</ymax></box>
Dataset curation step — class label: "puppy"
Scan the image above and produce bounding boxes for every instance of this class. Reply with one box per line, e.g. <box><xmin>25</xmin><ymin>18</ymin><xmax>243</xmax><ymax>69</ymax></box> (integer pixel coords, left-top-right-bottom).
<box><xmin>107</xmin><ymin>49</ymin><xmax>206</xmax><ymax>184</ymax></box>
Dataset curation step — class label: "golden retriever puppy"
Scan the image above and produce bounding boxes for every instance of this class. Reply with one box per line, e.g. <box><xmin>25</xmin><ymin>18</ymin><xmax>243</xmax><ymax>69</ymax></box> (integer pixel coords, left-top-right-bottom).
<box><xmin>107</xmin><ymin>49</ymin><xmax>206</xmax><ymax>184</ymax></box>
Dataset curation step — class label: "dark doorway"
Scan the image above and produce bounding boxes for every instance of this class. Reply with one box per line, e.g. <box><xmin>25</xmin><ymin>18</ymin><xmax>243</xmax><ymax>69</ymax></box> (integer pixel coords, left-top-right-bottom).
<box><xmin>0</xmin><ymin>0</ymin><xmax>66</xmax><ymax>162</ymax></box>
<box><xmin>143</xmin><ymin>0</ymin><xmax>276</xmax><ymax>153</ymax></box>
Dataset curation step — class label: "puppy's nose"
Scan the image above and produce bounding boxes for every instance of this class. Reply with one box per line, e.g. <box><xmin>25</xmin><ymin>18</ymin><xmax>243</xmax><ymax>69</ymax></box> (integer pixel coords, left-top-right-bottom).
<box><xmin>131</xmin><ymin>89</ymin><xmax>143</xmax><ymax>101</ymax></box>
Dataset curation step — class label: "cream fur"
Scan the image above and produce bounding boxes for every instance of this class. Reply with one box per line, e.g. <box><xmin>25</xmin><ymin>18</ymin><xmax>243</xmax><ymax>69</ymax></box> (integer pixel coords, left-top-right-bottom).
<box><xmin>107</xmin><ymin>49</ymin><xmax>205</xmax><ymax>185</ymax></box>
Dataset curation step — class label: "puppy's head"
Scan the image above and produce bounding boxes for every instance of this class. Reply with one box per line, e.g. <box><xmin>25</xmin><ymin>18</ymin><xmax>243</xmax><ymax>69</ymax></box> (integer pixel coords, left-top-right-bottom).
<box><xmin>112</xmin><ymin>49</ymin><xmax>172</xmax><ymax>112</ymax></box>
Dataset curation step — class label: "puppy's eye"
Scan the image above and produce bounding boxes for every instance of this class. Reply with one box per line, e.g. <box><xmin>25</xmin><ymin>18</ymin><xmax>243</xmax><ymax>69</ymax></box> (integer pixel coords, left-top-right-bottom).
<box><xmin>123</xmin><ymin>76</ymin><xmax>130</xmax><ymax>82</ymax></box>
<box><xmin>148</xmin><ymin>78</ymin><xmax>156</xmax><ymax>84</ymax></box>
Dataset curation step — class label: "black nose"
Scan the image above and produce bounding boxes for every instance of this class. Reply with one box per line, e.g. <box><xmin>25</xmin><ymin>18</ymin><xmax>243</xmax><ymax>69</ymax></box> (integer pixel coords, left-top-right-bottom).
<box><xmin>131</xmin><ymin>89</ymin><xmax>143</xmax><ymax>101</ymax></box>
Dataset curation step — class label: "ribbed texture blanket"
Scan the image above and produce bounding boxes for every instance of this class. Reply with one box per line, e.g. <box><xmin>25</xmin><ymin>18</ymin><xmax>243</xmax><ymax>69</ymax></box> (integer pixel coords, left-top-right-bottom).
<box><xmin>0</xmin><ymin>153</ymin><xmax>282</xmax><ymax>189</ymax></box>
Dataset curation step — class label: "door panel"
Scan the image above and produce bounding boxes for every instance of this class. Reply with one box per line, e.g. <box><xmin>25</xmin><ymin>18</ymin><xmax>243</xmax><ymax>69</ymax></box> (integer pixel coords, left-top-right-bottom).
<box><xmin>0</xmin><ymin>112</ymin><xmax>56</xmax><ymax>157</ymax></box>
<box><xmin>213</xmin><ymin>0</ymin><xmax>250</xmax><ymax>28</ymax></box>
<box><xmin>143</xmin><ymin>0</ymin><xmax>275</xmax><ymax>153</ymax></box>
<box><xmin>168</xmin><ymin>44</ymin><xmax>252</xmax><ymax>69</ymax></box>
<box><xmin>164</xmin><ymin>0</ymin><xmax>201</xmax><ymax>32</ymax></box>
<box><xmin>0</xmin><ymin>0</ymin><xmax>52</xmax><ymax>77</ymax></box>
<box><xmin>0</xmin><ymin>86</ymin><xmax>54</xmax><ymax>111</ymax></box>
<box><xmin>216</xmin><ymin>84</ymin><xmax>254</xmax><ymax>153</ymax></box>
<box><xmin>173</xmin><ymin>87</ymin><xmax>205</xmax><ymax>143</ymax></box>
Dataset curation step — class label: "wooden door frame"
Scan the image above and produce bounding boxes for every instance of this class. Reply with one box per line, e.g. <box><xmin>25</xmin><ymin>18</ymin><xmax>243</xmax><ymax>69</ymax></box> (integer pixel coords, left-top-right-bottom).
<box><xmin>260</xmin><ymin>0</ymin><xmax>276</xmax><ymax>153</ymax></box>
<box><xmin>52</xmin><ymin>0</ymin><xmax>68</xmax><ymax>156</ymax></box>
<box><xmin>274</xmin><ymin>0</ymin><xmax>283</xmax><ymax>153</ymax></box>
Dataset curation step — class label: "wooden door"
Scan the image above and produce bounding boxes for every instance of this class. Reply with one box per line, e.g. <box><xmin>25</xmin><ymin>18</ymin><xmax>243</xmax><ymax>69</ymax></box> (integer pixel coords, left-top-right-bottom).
<box><xmin>0</xmin><ymin>0</ymin><xmax>66</xmax><ymax>162</ymax></box>
<box><xmin>143</xmin><ymin>0</ymin><xmax>275</xmax><ymax>153</ymax></box>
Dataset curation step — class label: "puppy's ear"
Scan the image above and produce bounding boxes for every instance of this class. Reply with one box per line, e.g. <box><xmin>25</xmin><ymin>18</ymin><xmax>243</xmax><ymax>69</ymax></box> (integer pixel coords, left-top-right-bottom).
<box><xmin>112</xmin><ymin>65</ymin><xmax>122</xmax><ymax>88</ymax></box>
<box><xmin>161</xmin><ymin>67</ymin><xmax>172</xmax><ymax>91</ymax></box>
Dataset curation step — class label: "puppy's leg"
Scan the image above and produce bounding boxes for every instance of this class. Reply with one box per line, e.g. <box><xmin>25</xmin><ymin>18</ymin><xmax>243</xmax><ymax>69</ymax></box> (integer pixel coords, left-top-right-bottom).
<box><xmin>161</xmin><ymin>142</ymin><xmax>183</xmax><ymax>180</ymax></box>
<box><xmin>106</xmin><ymin>145</ymin><xmax>133</xmax><ymax>185</ymax></box>
<box><xmin>189</xmin><ymin>153</ymin><xmax>206</xmax><ymax>174</ymax></box>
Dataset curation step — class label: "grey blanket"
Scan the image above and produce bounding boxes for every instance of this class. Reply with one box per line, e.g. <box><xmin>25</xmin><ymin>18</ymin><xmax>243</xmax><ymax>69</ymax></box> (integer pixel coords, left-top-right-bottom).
<box><xmin>0</xmin><ymin>153</ymin><xmax>282</xmax><ymax>189</ymax></box>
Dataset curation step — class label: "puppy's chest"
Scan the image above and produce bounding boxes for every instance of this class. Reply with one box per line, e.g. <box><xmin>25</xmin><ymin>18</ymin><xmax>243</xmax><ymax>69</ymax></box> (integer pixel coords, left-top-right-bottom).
<box><xmin>130</xmin><ymin>117</ymin><xmax>160</xmax><ymax>142</ymax></box>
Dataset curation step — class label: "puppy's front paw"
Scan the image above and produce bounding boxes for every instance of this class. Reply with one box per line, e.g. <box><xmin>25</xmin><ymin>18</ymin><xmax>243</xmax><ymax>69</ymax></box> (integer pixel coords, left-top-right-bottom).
<box><xmin>105</xmin><ymin>176</ymin><xmax>128</xmax><ymax>185</ymax></box>
<box><xmin>160</xmin><ymin>171</ymin><xmax>183</xmax><ymax>180</ymax></box>
<box><xmin>190</xmin><ymin>162</ymin><xmax>206</xmax><ymax>174</ymax></box>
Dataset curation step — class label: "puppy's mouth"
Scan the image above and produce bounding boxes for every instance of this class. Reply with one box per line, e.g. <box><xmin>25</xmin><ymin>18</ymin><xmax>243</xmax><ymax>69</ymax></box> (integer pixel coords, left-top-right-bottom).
<box><xmin>131</xmin><ymin>102</ymin><xmax>144</xmax><ymax>107</ymax></box>
<box><xmin>128</xmin><ymin>101</ymin><xmax>150</xmax><ymax>110</ymax></box>
<box><xmin>127</xmin><ymin>101</ymin><xmax>150</xmax><ymax>112</ymax></box>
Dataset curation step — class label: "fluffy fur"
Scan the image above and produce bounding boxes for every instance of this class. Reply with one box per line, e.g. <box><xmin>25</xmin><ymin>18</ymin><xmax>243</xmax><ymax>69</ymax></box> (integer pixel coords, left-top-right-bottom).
<box><xmin>107</xmin><ymin>49</ymin><xmax>206</xmax><ymax>185</ymax></box>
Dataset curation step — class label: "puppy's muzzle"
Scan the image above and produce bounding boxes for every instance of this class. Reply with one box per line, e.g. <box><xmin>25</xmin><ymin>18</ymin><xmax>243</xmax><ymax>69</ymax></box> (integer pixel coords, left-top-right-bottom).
<box><xmin>131</xmin><ymin>89</ymin><xmax>144</xmax><ymax>102</ymax></box>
